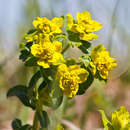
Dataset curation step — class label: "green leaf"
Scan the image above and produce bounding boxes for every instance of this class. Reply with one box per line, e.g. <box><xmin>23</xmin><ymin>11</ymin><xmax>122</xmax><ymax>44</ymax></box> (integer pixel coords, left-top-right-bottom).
<box><xmin>40</xmin><ymin>67</ymin><xmax>53</xmax><ymax>82</ymax></box>
<box><xmin>53</xmin><ymin>34</ymin><xmax>66</xmax><ymax>41</ymax></box>
<box><xmin>77</xmin><ymin>68</ymin><xmax>94</xmax><ymax>95</ymax></box>
<box><xmin>26</xmin><ymin>29</ymin><xmax>37</xmax><ymax>35</ymax></box>
<box><xmin>79</xmin><ymin>55</ymin><xmax>91</xmax><ymax>68</ymax></box>
<box><xmin>7</xmin><ymin>85</ymin><xmax>34</xmax><ymax>108</ymax></box>
<box><xmin>51</xmin><ymin>79</ymin><xmax>63</xmax><ymax>98</ymax></box>
<box><xmin>78</xmin><ymin>41</ymin><xmax>92</xmax><ymax>54</ymax></box>
<box><xmin>25</xmin><ymin>42</ymin><xmax>33</xmax><ymax>51</ymax></box>
<box><xmin>24</xmin><ymin>29</ymin><xmax>38</xmax><ymax>39</ymax></box>
<box><xmin>19</xmin><ymin>42</ymin><xmax>26</xmax><ymax>50</ymax></box>
<box><xmin>38</xmin><ymin>81</ymin><xmax>63</xmax><ymax>109</ymax></box>
<box><xmin>52</xmin><ymin>96</ymin><xmax>63</xmax><ymax>110</ymax></box>
<box><xmin>37</xmin><ymin>111</ymin><xmax>50</xmax><ymax>128</ymax></box>
<box><xmin>68</xmin><ymin>40</ymin><xmax>82</xmax><ymax>47</ymax></box>
<box><xmin>38</xmin><ymin>81</ymin><xmax>47</xmax><ymax>92</ymax></box>
<box><xmin>67</xmin><ymin>31</ymin><xmax>80</xmax><ymax>42</ymax></box>
<box><xmin>20</xmin><ymin>124</ymin><xmax>32</xmax><ymax>130</ymax></box>
<box><xmin>25</xmin><ymin>57</ymin><xmax>38</xmax><ymax>66</ymax></box>
<box><xmin>12</xmin><ymin>119</ymin><xmax>22</xmax><ymax>130</ymax></box>
<box><xmin>12</xmin><ymin>119</ymin><xmax>32</xmax><ymax>130</ymax></box>
<box><xmin>39</xmin><ymin>84</ymin><xmax>53</xmax><ymax>107</ymax></box>
<box><xmin>98</xmin><ymin>110</ymin><xmax>113</xmax><ymax>130</ymax></box>
<box><xmin>19</xmin><ymin>50</ymin><xmax>30</xmax><ymax>61</ymax></box>
<box><xmin>66</xmin><ymin>58</ymin><xmax>77</xmax><ymax>66</ymax></box>
<box><xmin>28</xmin><ymin>71</ymin><xmax>41</xmax><ymax>89</ymax></box>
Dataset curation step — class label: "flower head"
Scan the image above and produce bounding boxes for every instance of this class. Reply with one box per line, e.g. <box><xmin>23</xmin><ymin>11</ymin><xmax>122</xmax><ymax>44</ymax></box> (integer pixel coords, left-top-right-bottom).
<box><xmin>67</xmin><ymin>11</ymin><xmax>102</xmax><ymax>41</ymax></box>
<box><xmin>57</xmin><ymin>64</ymin><xmax>89</xmax><ymax>97</ymax></box>
<box><xmin>31</xmin><ymin>40</ymin><xmax>64</xmax><ymax>68</ymax></box>
<box><xmin>33</xmin><ymin>17</ymin><xmax>63</xmax><ymax>37</ymax></box>
<box><xmin>112</xmin><ymin>106</ymin><xmax>130</xmax><ymax>129</ymax></box>
<box><xmin>91</xmin><ymin>44</ymin><xmax>117</xmax><ymax>79</ymax></box>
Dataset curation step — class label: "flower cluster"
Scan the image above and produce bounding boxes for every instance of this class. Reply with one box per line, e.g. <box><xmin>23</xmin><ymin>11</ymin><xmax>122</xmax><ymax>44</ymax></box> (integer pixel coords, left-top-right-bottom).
<box><xmin>31</xmin><ymin>39</ymin><xmax>64</xmax><ymax>68</ymax></box>
<box><xmin>27</xmin><ymin>16</ymin><xmax>65</xmax><ymax>68</ymax></box>
<box><xmin>99</xmin><ymin>106</ymin><xmax>130</xmax><ymax>130</ymax></box>
<box><xmin>90</xmin><ymin>44</ymin><xmax>117</xmax><ymax>79</ymax></box>
<box><xmin>57</xmin><ymin>64</ymin><xmax>89</xmax><ymax>97</ymax></box>
<box><xmin>33</xmin><ymin>17</ymin><xmax>63</xmax><ymax>37</ymax></box>
<box><xmin>19</xmin><ymin>11</ymin><xmax>117</xmax><ymax>98</ymax></box>
<box><xmin>112</xmin><ymin>106</ymin><xmax>130</xmax><ymax>129</ymax></box>
<box><xmin>8</xmin><ymin>11</ymin><xmax>118</xmax><ymax>130</ymax></box>
<box><xmin>67</xmin><ymin>11</ymin><xmax>102</xmax><ymax>41</ymax></box>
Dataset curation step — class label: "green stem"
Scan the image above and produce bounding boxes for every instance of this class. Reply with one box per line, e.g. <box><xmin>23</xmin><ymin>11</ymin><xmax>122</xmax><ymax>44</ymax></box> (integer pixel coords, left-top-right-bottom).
<box><xmin>62</xmin><ymin>44</ymin><xmax>70</xmax><ymax>54</ymax></box>
<box><xmin>49</xmin><ymin>96</ymin><xmax>68</xmax><ymax>129</ymax></box>
<box><xmin>40</xmin><ymin>67</ymin><xmax>49</xmax><ymax>83</ymax></box>
<box><xmin>32</xmin><ymin>111</ymin><xmax>39</xmax><ymax>130</ymax></box>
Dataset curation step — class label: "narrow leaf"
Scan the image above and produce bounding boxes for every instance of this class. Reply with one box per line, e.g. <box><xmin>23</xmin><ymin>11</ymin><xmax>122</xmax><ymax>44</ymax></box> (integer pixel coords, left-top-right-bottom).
<box><xmin>12</xmin><ymin>119</ymin><xmax>22</xmax><ymax>130</ymax></box>
<box><xmin>7</xmin><ymin>85</ymin><xmax>33</xmax><ymax>108</ymax></box>
<box><xmin>98</xmin><ymin>110</ymin><xmax>113</xmax><ymax>130</ymax></box>
<box><xmin>77</xmin><ymin>68</ymin><xmax>94</xmax><ymax>95</ymax></box>
<box><xmin>37</xmin><ymin>111</ymin><xmax>50</xmax><ymax>128</ymax></box>
<box><xmin>20</xmin><ymin>124</ymin><xmax>32</xmax><ymax>130</ymax></box>
<box><xmin>25</xmin><ymin>57</ymin><xmax>38</xmax><ymax>66</ymax></box>
<box><xmin>19</xmin><ymin>50</ymin><xmax>30</xmax><ymax>61</ymax></box>
<box><xmin>52</xmin><ymin>96</ymin><xmax>63</xmax><ymax>110</ymax></box>
<box><xmin>28</xmin><ymin>71</ymin><xmax>41</xmax><ymax>89</ymax></box>
<box><xmin>78</xmin><ymin>41</ymin><xmax>92</xmax><ymax>54</ymax></box>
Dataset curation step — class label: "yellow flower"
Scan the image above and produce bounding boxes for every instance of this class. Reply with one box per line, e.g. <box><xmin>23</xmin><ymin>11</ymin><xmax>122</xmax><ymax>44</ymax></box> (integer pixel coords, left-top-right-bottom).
<box><xmin>90</xmin><ymin>62</ymin><xmax>96</xmax><ymax>75</ymax></box>
<box><xmin>77</xmin><ymin>11</ymin><xmax>102</xmax><ymax>32</ymax></box>
<box><xmin>91</xmin><ymin>44</ymin><xmax>117</xmax><ymax>79</ymax></box>
<box><xmin>57</xmin><ymin>64</ymin><xmax>89</xmax><ymax>97</ymax></box>
<box><xmin>67</xmin><ymin>11</ymin><xmax>102</xmax><ymax>41</ymax></box>
<box><xmin>66</xmin><ymin>14</ymin><xmax>74</xmax><ymax>29</ymax></box>
<box><xmin>112</xmin><ymin>106</ymin><xmax>130</xmax><ymax>129</ymax></box>
<box><xmin>33</xmin><ymin>17</ymin><xmax>63</xmax><ymax>36</ymax></box>
<box><xmin>80</xmin><ymin>33</ymin><xmax>98</xmax><ymax>41</ymax></box>
<box><xmin>31</xmin><ymin>40</ymin><xmax>64</xmax><ymax>68</ymax></box>
<box><xmin>56</xmin><ymin>124</ymin><xmax>64</xmax><ymax>130</ymax></box>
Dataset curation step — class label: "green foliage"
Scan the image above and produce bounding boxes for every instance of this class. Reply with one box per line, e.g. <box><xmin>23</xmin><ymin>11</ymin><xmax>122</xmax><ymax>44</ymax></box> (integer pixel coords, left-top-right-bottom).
<box><xmin>39</xmin><ymin>83</ymin><xmax>53</xmax><ymax>107</ymax></box>
<box><xmin>12</xmin><ymin>119</ymin><xmax>22</xmax><ymax>130</ymax></box>
<box><xmin>28</xmin><ymin>71</ymin><xmax>41</xmax><ymax>89</ymax></box>
<box><xmin>79</xmin><ymin>55</ymin><xmax>91</xmax><ymax>68</ymax></box>
<box><xmin>77</xmin><ymin>68</ymin><xmax>94</xmax><ymax>95</ymax></box>
<box><xmin>99</xmin><ymin>110</ymin><xmax>113</xmax><ymax>130</ymax></box>
<box><xmin>19</xmin><ymin>50</ymin><xmax>30</xmax><ymax>62</ymax></box>
<box><xmin>12</xmin><ymin>119</ymin><xmax>32</xmax><ymax>130</ymax></box>
<box><xmin>37</xmin><ymin>111</ymin><xmax>50</xmax><ymax>128</ymax></box>
<box><xmin>7</xmin><ymin>85</ymin><xmax>34</xmax><ymax>109</ymax></box>
<box><xmin>66</xmin><ymin>58</ymin><xmax>77</xmax><ymax>66</ymax></box>
<box><xmin>78</xmin><ymin>41</ymin><xmax>92</xmax><ymax>54</ymax></box>
<box><xmin>99</xmin><ymin>107</ymin><xmax>130</xmax><ymax>130</ymax></box>
<box><xmin>25</xmin><ymin>57</ymin><xmax>38</xmax><ymax>66</ymax></box>
<box><xmin>25</xmin><ymin>29</ymin><xmax>38</xmax><ymax>36</ymax></box>
<box><xmin>51</xmin><ymin>96</ymin><xmax>63</xmax><ymax>110</ymax></box>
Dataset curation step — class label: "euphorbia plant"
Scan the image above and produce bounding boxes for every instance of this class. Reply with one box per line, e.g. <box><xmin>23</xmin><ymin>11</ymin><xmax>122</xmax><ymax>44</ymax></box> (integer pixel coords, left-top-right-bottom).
<box><xmin>99</xmin><ymin>106</ymin><xmax>130</xmax><ymax>130</ymax></box>
<box><xmin>7</xmin><ymin>11</ymin><xmax>117</xmax><ymax>130</ymax></box>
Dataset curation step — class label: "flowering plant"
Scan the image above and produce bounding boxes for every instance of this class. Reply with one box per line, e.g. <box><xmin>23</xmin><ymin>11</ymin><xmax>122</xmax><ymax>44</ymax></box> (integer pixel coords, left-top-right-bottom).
<box><xmin>99</xmin><ymin>106</ymin><xmax>130</xmax><ymax>130</ymax></box>
<box><xmin>7</xmin><ymin>11</ymin><xmax>117</xmax><ymax>130</ymax></box>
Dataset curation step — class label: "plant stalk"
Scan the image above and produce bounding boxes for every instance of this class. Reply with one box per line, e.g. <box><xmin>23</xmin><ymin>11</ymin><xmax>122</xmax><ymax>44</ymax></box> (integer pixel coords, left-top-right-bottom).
<box><xmin>62</xmin><ymin>44</ymin><xmax>70</xmax><ymax>54</ymax></box>
<box><xmin>32</xmin><ymin>111</ymin><xmax>39</xmax><ymax>130</ymax></box>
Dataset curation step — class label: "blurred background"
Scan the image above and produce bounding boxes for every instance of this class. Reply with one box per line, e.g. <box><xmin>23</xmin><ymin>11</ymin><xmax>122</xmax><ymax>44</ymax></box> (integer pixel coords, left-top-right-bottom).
<box><xmin>0</xmin><ymin>0</ymin><xmax>130</xmax><ymax>129</ymax></box>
